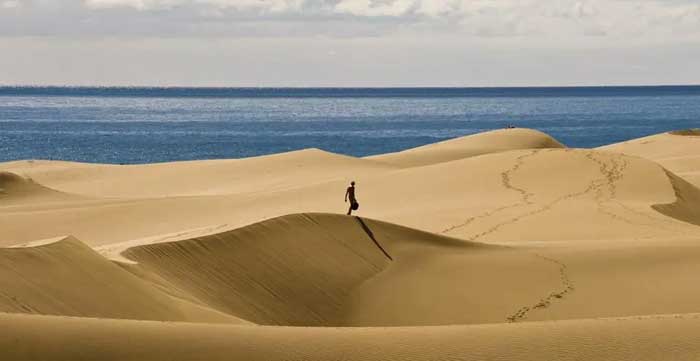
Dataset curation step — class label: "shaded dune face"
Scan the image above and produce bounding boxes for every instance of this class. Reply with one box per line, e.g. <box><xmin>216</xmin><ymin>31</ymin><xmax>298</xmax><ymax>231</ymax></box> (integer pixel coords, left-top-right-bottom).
<box><xmin>0</xmin><ymin>171</ymin><xmax>49</xmax><ymax>198</ymax></box>
<box><xmin>669</xmin><ymin>129</ymin><xmax>700</xmax><ymax>136</ymax></box>
<box><xmin>4</xmin><ymin>213</ymin><xmax>554</xmax><ymax>327</ymax></box>
<box><xmin>122</xmin><ymin>213</ymin><xmax>565</xmax><ymax>327</ymax></box>
<box><xmin>0</xmin><ymin>171</ymin><xmax>25</xmax><ymax>190</ymax></box>
<box><xmin>122</xmin><ymin>214</ymin><xmax>474</xmax><ymax>326</ymax></box>
<box><xmin>124</xmin><ymin>213</ymin><xmax>394</xmax><ymax>326</ymax></box>
<box><xmin>0</xmin><ymin>236</ymin><xmax>240</xmax><ymax>323</ymax></box>
<box><xmin>0</xmin><ymin>212</ymin><xmax>570</xmax><ymax>327</ymax></box>
<box><xmin>0</xmin><ymin>171</ymin><xmax>81</xmax><ymax>204</ymax></box>
<box><xmin>0</xmin><ymin>171</ymin><xmax>59</xmax><ymax>195</ymax></box>
<box><xmin>653</xmin><ymin>170</ymin><xmax>700</xmax><ymax>226</ymax></box>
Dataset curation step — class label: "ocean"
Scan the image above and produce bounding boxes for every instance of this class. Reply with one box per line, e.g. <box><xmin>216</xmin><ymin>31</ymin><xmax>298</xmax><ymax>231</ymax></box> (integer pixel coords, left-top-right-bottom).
<box><xmin>1</xmin><ymin>86</ymin><xmax>699</xmax><ymax>164</ymax></box>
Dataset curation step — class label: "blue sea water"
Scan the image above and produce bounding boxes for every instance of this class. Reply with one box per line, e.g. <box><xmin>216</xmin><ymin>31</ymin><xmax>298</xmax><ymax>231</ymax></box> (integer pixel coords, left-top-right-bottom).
<box><xmin>1</xmin><ymin>86</ymin><xmax>699</xmax><ymax>164</ymax></box>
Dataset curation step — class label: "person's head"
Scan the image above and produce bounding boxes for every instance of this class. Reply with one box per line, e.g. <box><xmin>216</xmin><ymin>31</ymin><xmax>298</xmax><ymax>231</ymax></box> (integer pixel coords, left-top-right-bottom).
<box><xmin>351</xmin><ymin>181</ymin><xmax>355</xmax><ymax>186</ymax></box>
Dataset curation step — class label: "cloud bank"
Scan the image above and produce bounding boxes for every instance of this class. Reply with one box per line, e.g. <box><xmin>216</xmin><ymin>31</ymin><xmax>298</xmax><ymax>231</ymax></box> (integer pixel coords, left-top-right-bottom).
<box><xmin>1</xmin><ymin>1</ymin><xmax>699</xmax><ymax>86</ymax></box>
<box><xmin>0</xmin><ymin>0</ymin><xmax>699</xmax><ymax>40</ymax></box>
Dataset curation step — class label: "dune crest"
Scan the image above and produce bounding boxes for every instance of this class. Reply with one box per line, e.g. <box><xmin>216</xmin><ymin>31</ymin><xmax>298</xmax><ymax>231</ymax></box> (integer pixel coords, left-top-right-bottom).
<box><xmin>0</xmin><ymin>148</ymin><xmax>396</xmax><ymax>198</ymax></box>
<box><xmin>366</xmin><ymin>128</ymin><xmax>565</xmax><ymax>167</ymax></box>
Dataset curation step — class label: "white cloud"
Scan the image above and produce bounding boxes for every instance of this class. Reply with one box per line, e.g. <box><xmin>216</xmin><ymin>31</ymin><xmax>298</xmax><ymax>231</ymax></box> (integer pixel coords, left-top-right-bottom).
<box><xmin>1</xmin><ymin>0</ymin><xmax>20</xmax><ymax>8</ymax></box>
<box><xmin>0</xmin><ymin>0</ymin><xmax>698</xmax><ymax>42</ymax></box>
<box><xmin>333</xmin><ymin>0</ymin><xmax>416</xmax><ymax>17</ymax></box>
<box><xmin>2</xmin><ymin>1</ymin><xmax>700</xmax><ymax>86</ymax></box>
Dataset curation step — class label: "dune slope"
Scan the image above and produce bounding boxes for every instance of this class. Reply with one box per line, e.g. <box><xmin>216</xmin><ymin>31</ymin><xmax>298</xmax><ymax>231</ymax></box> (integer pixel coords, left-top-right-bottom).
<box><xmin>3</xmin><ymin>312</ymin><xmax>700</xmax><ymax>361</ymax></box>
<box><xmin>0</xmin><ymin>171</ymin><xmax>81</xmax><ymax>205</ymax></box>
<box><xmin>0</xmin><ymin>236</ymin><xmax>240</xmax><ymax>324</ymax></box>
<box><xmin>366</xmin><ymin>128</ymin><xmax>565</xmax><ymax>167</ymax></box>
<box><xmin>652</xmin><ymin>170</ymin><xmax>700</xmax><ymax>226</ymax></box>
<box><xmin>124</xmin><ymin>213</ymin><xmax>563</xmax><ymax>326</ymax></box>
<box><xmin>0</xmin><ymin>148</ymin><xmax>396</xmax><ymax>198</ymax></box>
<box><xmin>2</xmin><ymin>147</ymin><xmax>697</xmax><ymax>247</ymax></box>
<box><xmin>124</xmin><ymin>213</ymin><xmax>393</xmax><ymax>326</ymax></box>
<box><xmin>600</xmin><ymin>131</ymin><xmax>700</xmax><ymax>186</ymax></box>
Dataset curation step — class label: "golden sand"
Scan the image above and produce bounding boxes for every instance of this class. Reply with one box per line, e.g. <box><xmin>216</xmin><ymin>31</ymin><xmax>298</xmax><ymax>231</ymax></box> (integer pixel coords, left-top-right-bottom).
<box><xmin>2</xmin><ymin>127</ymin><xmax>700</xmax><ymax>360</ymax></box>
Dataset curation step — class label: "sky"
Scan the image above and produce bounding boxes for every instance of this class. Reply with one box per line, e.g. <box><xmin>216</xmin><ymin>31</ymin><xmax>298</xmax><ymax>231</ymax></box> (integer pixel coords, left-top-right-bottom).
<box><xmin>1</xmin><ymin>0</ymin><xmax>699</xmax><ymax>86</ymax></box>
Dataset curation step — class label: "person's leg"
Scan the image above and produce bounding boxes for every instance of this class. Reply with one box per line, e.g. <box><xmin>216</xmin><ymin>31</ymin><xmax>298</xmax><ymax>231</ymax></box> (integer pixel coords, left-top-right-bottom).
<box><xmin>347</xmin><ymin>205</ymin><xmax>352</xmax><ymax>215</ymax></box>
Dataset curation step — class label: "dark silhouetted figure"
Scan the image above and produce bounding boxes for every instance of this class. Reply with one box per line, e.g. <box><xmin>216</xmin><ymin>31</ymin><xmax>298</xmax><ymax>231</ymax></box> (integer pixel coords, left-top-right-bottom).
<box><xmin>345</xmin><ymin>181</ymin><xmax>359</xmax><ymax>215</ymax></box>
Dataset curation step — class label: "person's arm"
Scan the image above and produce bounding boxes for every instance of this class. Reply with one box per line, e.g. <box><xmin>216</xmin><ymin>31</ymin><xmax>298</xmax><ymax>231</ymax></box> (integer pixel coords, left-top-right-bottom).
<box><xmin>345</xmin><ymin>188</ymin><xmax>349</xmax><ymax>202</ymax></box>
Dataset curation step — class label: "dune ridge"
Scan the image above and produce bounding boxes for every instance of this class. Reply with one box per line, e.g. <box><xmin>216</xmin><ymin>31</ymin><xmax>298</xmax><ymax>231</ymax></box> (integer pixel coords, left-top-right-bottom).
<box><xmin>366</xmin><ymin>128</ymin><xmax>565</xmax><ymax>167</ymax></box>
<box><xmin>0</xmin><ymin>148</ymin><xmax>396</xmax><ymax>198</ymax></box>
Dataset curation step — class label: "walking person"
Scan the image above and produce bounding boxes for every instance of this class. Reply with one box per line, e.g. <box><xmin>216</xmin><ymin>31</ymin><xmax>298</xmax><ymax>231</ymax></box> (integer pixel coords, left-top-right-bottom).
<box><xmin>345</xmin><ymin>181</ymin><xmax>359</xmax><ymax>215</ymax></box>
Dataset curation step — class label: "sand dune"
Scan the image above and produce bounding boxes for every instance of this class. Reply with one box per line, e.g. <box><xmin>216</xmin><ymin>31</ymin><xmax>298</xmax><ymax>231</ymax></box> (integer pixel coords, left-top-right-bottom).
<box><xmin>3</xmin><ymin>312</ymin><xmax>700</xmax><ymax>361</ymax></box>
<box><xmin>123</xmin><ymin>213</ymin><xmax>563</xmax><ymax>326</ymax></box>
<box><xmin>367</xmin><ymin>128</ymin><xmax>565</xmax><ymax>167</ymax></box>
<box><xmin>0</xmin><ymin>148</ymin><xmax>395</xmax><ymax>198</ymax></box>
<box><xmin>3</xmin><ymin>128</ymin><xmax>700</xmax><ymax>360</ymax></box>
<box><xmin>0</xmin><ymin>236</ymin><xmax>243</xmax><ymax>324</ymax></box>
<box><xmin>4</xmin><ymin>147</ymin><xmax>696</xmax><ymax>247</ymax></box>
<box><xmin>123</xmin><ymin>213</ymin><xmax>396</xmax><ymax>326</ymax></box>
<box><xmin>652</xmin><ymin>170</ymin><xmax>700</xmax><ymax>226</ymax></box>
<box><xmin>119</xmin><ymin>213</ymin><xmax>700</xmax><ymax>326</ymax></box>
<box><xmin>601</xmin><ymin>130</ymin><xmax>700</xmax><ymax>186</ymax></box>
<box><xmin>0</xmin><ymin>171</ymin><xmax>81</xmax><ymax>205</ymax></box>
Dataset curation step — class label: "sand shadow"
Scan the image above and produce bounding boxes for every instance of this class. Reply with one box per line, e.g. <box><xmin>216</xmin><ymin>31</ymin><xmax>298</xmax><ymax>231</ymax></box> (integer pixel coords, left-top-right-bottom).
<box><xmin>355</xmin><ymin>217</ymin><xmax>393</xmax><ymax>261</ymax></box>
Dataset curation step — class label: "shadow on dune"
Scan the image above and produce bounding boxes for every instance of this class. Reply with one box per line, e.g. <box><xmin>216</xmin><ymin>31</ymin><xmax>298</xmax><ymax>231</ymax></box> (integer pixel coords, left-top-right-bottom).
<box><xmin>653</xmin><ymin>170</ymin><xmax>700</xmax><ymax>226</ymax></box>
<box><xmin>0</xmin><ymin>171</ymin><xmax>84</xmax><ymax>203</ymax></box>
<box><xmin>355</xmin><ymin>216</ymin><xmax>393</xmax><ymax>261</ymax></box>
<box><xmin>669</xmin><ymin>129</ymin><xmax>700</xmax><ymax>136</ymax></box>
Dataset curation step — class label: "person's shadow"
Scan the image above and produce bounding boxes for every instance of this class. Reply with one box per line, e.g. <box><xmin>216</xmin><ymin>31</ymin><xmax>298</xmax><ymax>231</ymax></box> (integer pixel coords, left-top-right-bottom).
<box><xmin>355</xmin><ymin>217</ymin><xmax>393</xmax><ymax>261</ymax></box>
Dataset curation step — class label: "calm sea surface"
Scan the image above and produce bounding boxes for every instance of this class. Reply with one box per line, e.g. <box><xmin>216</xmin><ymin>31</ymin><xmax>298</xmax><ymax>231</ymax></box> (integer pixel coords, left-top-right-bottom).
<box><xmin>1</xmin><ymin>86</ymin><xmax>699</xmax><ymax>164</ymax></box>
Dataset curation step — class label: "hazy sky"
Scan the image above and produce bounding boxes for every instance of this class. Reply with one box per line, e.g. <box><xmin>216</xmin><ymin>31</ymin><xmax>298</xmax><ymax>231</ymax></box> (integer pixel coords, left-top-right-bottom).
<box><xmin>1</xmin><ymin>0</ymin><xmax>699</xmax><ymax>86</ymax></box>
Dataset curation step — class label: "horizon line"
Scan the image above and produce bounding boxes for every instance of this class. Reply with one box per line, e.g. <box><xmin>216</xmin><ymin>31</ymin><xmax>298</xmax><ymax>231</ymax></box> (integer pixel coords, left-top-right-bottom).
<box><xmin>2</xmin><ymin>84</ymin><xmax>700</xmax><ymax>89</ymax></box>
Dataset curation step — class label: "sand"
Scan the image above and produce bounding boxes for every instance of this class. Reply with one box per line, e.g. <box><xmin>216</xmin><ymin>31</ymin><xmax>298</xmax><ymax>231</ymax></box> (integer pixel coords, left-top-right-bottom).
<box><xmin>2</xmin><ymin>127</ymin><xmax>700</xmax><ymax>360</ymax></box>
<box><xmin>600</xmin><ymin>129</ymin><xmax>700</xmax><ymax>187</ymax></box>
<box><xmin>367</xmin><ymin>127</ymin><xmax>565</xmax><ymax>167</ymax></box>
